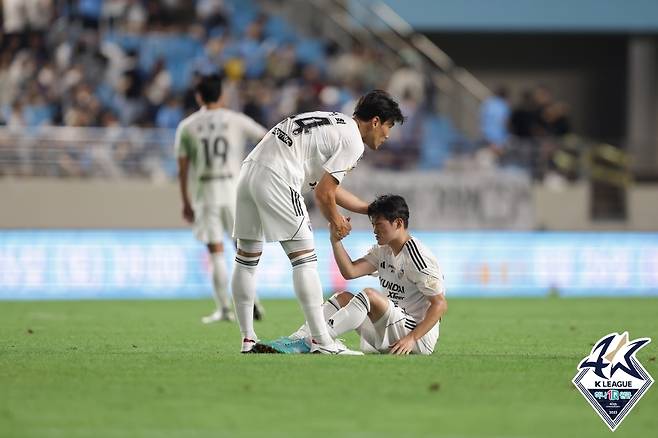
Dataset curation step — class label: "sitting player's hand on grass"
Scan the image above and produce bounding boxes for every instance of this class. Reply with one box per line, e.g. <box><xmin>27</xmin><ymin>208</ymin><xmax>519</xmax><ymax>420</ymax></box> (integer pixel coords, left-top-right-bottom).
<box><xmin>389</xmin><ymin>334</ymin><xmax>416</xmax><ymax>355</ymax></box>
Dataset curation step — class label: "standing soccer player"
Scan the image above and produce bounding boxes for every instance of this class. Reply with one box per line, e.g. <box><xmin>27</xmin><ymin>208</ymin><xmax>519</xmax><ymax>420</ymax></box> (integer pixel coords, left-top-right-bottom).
<box><xmin>232</xmin><ymin>90</ymin><xmax>404</xmax><ymax>354</ymax></box>
<box><xmin>289</xmin><ymin>194</ymin><xmax>447</xmax><ymax>355</ymax></box>
<box><xmin>175</xmin><ymin>74</ymin><xmax>268</xmax><ymax>324</ymax></box>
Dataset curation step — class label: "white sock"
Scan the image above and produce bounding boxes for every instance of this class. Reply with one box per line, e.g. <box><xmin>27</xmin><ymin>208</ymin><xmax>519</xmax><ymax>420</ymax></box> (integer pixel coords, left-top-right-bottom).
<box><xmin>231</xmin><ymin>254</ymin><xmax>259</xmax><ymax>340</ymax></box>
<box><xmin>327</xmin><ymin>291</ymin><xmax>370</xmax><ymax>337</ymax></box>
<box><xmin>290</xmin><ymin>294</ymin><xmax>342</xmax><ymax>339</ymax></box>
<box><xmin>210</xmin><ymin>252</ymin><xmax>231</xmax><ymax>312</ymax></box>
<box><xmin>291</xmin><ymin>252</ymin><xmax>333</xmax><ymax>346</ymax></box>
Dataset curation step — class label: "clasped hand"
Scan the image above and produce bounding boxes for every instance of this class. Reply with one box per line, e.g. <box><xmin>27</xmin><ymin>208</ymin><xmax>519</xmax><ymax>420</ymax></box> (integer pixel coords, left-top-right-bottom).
<box><xmin>330</xmin><ymin>216</ymin><xmax>352</xmax><ymax>241</ymax></box>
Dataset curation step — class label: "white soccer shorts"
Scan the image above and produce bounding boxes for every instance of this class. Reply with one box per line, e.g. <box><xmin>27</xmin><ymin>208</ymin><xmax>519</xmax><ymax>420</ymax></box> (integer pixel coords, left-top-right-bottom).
<box><xmin>356</xmin><ymin>299</ymin><xmax>439</xmax><ymax>355</ymax></box>
<box><xmin>193</xmin><ymin>204</ymin><xmax>235</xmax><ymax>244</ymax></box>
<box><xmin>233</xmin><ymin>161</ymin><xmax>313</xmax><ymax>242</ymax></box>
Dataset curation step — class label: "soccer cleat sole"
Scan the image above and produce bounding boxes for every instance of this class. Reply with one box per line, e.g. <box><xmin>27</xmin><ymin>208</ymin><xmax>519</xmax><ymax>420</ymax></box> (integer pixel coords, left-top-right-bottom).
<box><xmin>250</xmin><ymin>343</ymin><xmax>283</xmax><ymax>354</ymax></box>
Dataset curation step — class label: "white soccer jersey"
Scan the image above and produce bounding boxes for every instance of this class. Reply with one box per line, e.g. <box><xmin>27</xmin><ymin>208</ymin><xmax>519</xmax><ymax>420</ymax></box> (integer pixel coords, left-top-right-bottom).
<box><xmin>244</xmin><ymin>111</ymin><xmax>364</xmax><ymax>193</ymax></box>
<box><xmin>363</xmin><ymin>237</ymin><xmax>446</xmax><ymax>325</ymax></box>
<box><xmin>175</xmin><ymin>107</ymin><xmax>267</xmax><ymax>206</ymax></box>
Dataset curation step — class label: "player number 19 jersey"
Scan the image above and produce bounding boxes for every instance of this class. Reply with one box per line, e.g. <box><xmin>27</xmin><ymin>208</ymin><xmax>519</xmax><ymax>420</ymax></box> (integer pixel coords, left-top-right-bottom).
<box><xmin>175</xmin><ymin>107</ymin><xmax>267</xmax><ymax>206</ymax></box>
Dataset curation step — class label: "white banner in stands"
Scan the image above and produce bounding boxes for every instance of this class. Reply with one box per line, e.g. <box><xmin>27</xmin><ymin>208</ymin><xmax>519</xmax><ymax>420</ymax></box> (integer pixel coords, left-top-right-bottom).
<box><xmin>321</xmin><ymin>169</ymin><xmax>533</xmax><ymax>230</ymax></box>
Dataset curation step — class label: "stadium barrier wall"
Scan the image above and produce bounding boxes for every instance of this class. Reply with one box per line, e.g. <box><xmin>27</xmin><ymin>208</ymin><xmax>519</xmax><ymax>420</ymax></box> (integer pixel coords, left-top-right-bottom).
<box><xmin>1</xmin><ymin>179</ymin><xmax>657</xmax><ymax>230</ymax></box>
<box><xmin>1</xmin><ymin>230</ymin><xmax>657</xmax><ymax>300</ymax></box>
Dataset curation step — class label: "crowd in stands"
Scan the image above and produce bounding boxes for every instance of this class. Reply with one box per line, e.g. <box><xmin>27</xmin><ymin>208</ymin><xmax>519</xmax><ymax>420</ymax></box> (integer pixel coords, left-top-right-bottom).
<box><xmin>0</xmin><ymin>0</ymin><xmax>574</xmax><ymax>180</ymax></box>
<box><xmin>479</xmin><ymin>84</ymin><xmax>573</xmax><ymax>180</ymax></box>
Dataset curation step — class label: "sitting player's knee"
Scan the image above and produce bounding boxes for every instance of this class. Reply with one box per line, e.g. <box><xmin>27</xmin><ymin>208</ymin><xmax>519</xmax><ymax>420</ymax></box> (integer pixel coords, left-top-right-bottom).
<box><xmin>362</xmin><ymin>288</ymin><xmax>380</xmax><ymax>302</ymax></box>
<box><xmin>362</xmin><ymin>288</ymin><xmax>389</xmax><ymax>315</ymax></box>
<box><xmin>333</xmin><ymin>291</ymin><xmax>354</xmax><ymax>308</ymax></box>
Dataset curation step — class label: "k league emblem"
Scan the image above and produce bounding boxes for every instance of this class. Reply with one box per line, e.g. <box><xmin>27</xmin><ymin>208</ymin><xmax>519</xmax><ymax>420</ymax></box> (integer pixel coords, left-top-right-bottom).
<box><xmin>572</xmin><ymin>332</ymin><xmax>654</xmax><ymax>431</ymax></box>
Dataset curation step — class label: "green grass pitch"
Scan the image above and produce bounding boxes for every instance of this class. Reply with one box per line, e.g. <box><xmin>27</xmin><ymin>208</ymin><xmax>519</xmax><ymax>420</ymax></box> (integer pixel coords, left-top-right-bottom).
<box><xmin>1</xmin><ymin>297</ymin><xmax>657</xmax><ymax>438</ymax></box>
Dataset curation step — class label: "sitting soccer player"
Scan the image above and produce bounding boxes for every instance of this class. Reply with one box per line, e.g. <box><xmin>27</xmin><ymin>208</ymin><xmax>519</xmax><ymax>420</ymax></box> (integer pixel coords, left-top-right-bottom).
<box><xmin>259</xmin><ymin>194</ymin><xmax>447</xmax><ymax>355</ymax></box>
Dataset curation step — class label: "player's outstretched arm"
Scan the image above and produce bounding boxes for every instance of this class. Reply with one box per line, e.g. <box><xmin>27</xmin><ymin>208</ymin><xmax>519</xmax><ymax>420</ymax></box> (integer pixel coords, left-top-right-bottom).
<box><xmin>335</xmin><ymin>186</ymin><xmax>369</xmax><ymax>215</ymax></box>
<box><xmin>330</xmin><ymin>236</ymin><xmax>377</xmax><ymax>280</ymax></box>
<box><xmin>389</xmin><ymin>294</ymin><xmax>447</xmax><ymax>355</ymax></box>
<box><xmin>315</xmin><ymin>172</ymin><xmax>351</xmax><ymax>240</ymax></box>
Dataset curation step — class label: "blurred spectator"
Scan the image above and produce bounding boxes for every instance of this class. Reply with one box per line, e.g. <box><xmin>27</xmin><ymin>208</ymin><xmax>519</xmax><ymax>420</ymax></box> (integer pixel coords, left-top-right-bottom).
<box><xmin>266</xmin><ymin>43</ymin><xmax>297</xmax><ymax>84</ymax></box>
<box><xmin>3</xmin><ymin>0</ymin><xmax>52</xmax><ymax>34</ymax></box>
<box><xmin>77</xmin><ymin>0</ymin><xmax>103</xmax><ymax>29</ymax></box>
<box><xmin>506</xmin><ymin>86</ymin><xmax>573</xmax><ymax>180</ymax></box>
<box><xmin>196</xmin><ymin>0</ymin><xmax>229</xmax><ymax>32</ymax></box>
<box><xmin>114</xmin><ymin>69</ymin><xmax>146</xmax><ymax>125</ymax></box>
<box><xmin>155</xmin><ymin>96</ymin><xmax>183</xmax><ymax>129</ymax></box>
<box><xmin>510</xmin><ymin>90</ymin><xmax>539</xmax><ymax>138</ymax></box>
<box><xmin>0</xmin><ymin>52</ymin><xmax>14</xmax><ymax>109</ymax></box>
<box><xmin>3</xmin><ymin>0</ymin><xmax>577</xmax><ymax>180</ymax></box>
<box><xmin>480</xmin><ymin>86</ymin><xmax>510</xmax><ymax>152</ymax></box>
<box><xmin>145</xmin><ymin>58</ymin><xmax>173</xmax><ymax>109</ymax></box>
<box><xmin>327</xmin><ymin>41</ymin><xmax>387</xmax><ymax>90</ymax></box>
<box><xmin>7</xmin><ymin>101</ymin><xmax>26</xmax><ymax>128</ymax></box>
<box><xmin>242</xmin><ymin>79</ymin><xmax>272</xmax><ymax>127</ymax></box>
<box><xmin>387</xmin><ymin>50</ymin><xmax>425</xmax><ymax>105</ymax></box>
<box><xmin>532</xmin><ymin>85</ymin><xmax>553</xmax><ymax>136</ymax></box>
<box><xmin>542</xmin><ymin>102</ymin><xmax>571</xmax><ymax>136</ymax></box>
<box><xmin>296</xmin><ymin>64</ymin><xmax>324</xmax><ymax>113</ymax></box>
<box><xmin>234</xmin><ymin>16</ymin><xmax>273</xmax><ymax>79</ymax></box>
<box><xmin>192</xmin><ymin>35</ymin><xmax>228</xmax><ymax>76</ymax></box>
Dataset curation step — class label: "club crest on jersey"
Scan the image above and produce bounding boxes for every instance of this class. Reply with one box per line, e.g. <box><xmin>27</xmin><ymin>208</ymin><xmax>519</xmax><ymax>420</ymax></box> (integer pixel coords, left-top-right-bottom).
<box><xmin>397</xmin><ymin>268</ymin><xmax>405</xmax><ymax>280</ymax></box>
<box><xmin>572</xmin><ymin>332</ymin><xmax>653</xmax><ymax>431</ymax></box>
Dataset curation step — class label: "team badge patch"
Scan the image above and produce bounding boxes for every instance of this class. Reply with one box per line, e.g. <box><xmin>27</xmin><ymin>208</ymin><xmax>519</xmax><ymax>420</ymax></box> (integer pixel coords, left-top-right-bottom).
<box><xmin>572</xmin><ymin>332</ymin><xmax>653</xmax><ymax>431</ymax></box>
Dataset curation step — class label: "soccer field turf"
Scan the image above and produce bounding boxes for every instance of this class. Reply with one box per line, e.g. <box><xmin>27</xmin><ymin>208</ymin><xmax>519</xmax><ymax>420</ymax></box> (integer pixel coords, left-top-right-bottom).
<box><xmin>1</xmin><ymin>298</ymin><xmax>657</xmax><ymax>438</ymax></box>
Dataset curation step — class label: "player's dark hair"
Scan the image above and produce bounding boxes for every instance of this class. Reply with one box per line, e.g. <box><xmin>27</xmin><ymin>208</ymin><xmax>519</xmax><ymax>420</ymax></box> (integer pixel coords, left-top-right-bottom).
<box><xmin>367</xmin><ymin>194</ymin><xmax>409</xmax><ymax>229</ymax></box>
<box><xmin>353</xmin><ymin>90</ymin><xmax>404</xmax><ymax>125</ymax></box>
<box><xmin>195</xmin><ymin>74</ymin><xmax>223</xmax><ymax>103</ymax></box>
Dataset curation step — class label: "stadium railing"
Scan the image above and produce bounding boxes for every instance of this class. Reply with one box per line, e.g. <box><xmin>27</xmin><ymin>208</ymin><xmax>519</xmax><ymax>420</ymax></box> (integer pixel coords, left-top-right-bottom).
<box><xmin>0</xmin><ymin>126</ymin><xmax>176</xmax><ymax>180</ymax></box>
<box><xmin>0</xmin><ymin>126</ymin><xmax>630</xmax><ymax>187</ymax></box>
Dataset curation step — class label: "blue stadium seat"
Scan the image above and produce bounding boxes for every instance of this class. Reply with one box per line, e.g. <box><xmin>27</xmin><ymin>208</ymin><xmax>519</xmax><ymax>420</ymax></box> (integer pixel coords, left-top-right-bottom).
<box><xmin>264</xmin><ymin>16</ymin><xmax>297</xmax><ymax>44</ymax></box>
<box><xmin>295</xmin><ymin>39</ymin><xmax>327</xmax><ymax>66</ymax></box>
<box><xmin>419</xmin><ymin>115</ymin><xmax>462</xmax><ymax>169</ymax></box>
